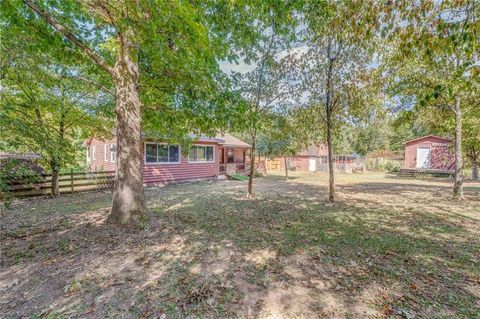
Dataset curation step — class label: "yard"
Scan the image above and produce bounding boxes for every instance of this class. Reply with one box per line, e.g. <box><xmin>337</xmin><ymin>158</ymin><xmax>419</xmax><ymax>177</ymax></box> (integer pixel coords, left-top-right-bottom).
<box><xmin>1</xmin><ymin>172</ymin><xmax>479</xmax><ymax>318</ymax></box>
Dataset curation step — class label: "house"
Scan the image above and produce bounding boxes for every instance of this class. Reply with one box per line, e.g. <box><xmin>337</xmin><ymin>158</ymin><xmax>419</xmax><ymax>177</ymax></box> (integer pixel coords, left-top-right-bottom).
<box><xmin>85</xmin><ymin>133</ymin><xmax>251</xmax><ymax>185</ymax></box>
<box><xmin>404</xmin><ymin>135</ymin><xmax>455</xmax><ymax>171</ymax></box>
<box><xmin>277</xmin><ymin>144</ymin><xmax>329</xmax><ymax>172</ymax></box>
<box><xmin>273</xmin><ymin>144</ymin><xmax>360</xmax><ymax>173</ymax></box>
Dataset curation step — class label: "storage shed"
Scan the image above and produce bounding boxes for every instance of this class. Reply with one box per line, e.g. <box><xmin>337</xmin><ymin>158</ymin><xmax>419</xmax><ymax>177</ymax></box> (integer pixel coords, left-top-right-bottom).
<box><xmin>404</xmin><ymin>135</ymin><xmax>455</xmax><ymax>171</ymax></box>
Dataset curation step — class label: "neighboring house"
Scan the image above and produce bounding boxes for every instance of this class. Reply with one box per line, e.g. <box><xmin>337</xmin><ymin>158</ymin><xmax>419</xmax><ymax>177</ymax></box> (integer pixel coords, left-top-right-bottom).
<box><xmin>404</xmin><ymin>135</ymin><xmax>455</xmax><ymax>171</ymax></box>
<box><xmin>274</xmin><ymin>144</ymin><xmax>360</xmax><ymax>172</ymax></box>
<box><xmin>85</xmin><ymin>133</ymin><xmax>251</xmax><ymax>185</ymax></box>
<box><xmin>277</xmin><ymin>144</ymin><xmax>329</xmax><ymax>172</ymax></box>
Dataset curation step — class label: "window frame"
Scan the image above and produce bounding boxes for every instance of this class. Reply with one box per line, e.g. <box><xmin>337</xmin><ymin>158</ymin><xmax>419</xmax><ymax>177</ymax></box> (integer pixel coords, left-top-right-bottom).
<box><xmin>109</xmin><ymin>144</ymin><xmax>116</xmax><ymax>163</ymax></box>
<box><xmin>144</xmin><ymin>142</ymin><xmax>181</xmax><ymax>165</ymax></box>
<box><xmin>188</xmin><ymin>144</ymin><xmax>215</xmax><ymax>164</ymax></box>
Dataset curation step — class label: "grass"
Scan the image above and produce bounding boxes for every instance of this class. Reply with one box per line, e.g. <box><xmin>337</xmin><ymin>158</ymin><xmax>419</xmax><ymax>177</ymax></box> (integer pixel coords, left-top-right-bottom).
<box><xmin>1</xmin><ymin>172</ymin><xmax>479</xmax><ymax>318</ymax></box>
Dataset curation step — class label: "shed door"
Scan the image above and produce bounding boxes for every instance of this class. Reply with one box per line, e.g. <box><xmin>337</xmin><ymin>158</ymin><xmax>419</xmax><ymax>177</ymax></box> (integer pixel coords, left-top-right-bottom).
<box><xmin>416</xmin><ymin>147</ymin><xmax>431</xmax><ymax>168</ymax></box>
<box><xmin>309</xmin><ymin>158</ymin><xmax>317</xmax><ymax>172</ymax></box>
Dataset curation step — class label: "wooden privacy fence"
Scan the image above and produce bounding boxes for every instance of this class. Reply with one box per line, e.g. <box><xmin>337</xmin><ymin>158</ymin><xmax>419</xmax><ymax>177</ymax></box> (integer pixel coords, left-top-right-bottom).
<box><xmin>5</xmin><ymin>170</ymin><xmax>115</xmax><ymax>198</ymax></box>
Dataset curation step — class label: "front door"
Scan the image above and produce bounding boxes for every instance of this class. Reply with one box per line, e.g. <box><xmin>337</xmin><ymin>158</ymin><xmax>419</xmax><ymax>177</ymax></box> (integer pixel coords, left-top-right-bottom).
<box><xmin>309</xmin><ymin>158</ymin><xmax>317</xmax><ymax>172</ymax></box>
<box><xmin>416</xmin><ymin>147</ymin><xmax>431</xmax><ymax>168</ymax></box>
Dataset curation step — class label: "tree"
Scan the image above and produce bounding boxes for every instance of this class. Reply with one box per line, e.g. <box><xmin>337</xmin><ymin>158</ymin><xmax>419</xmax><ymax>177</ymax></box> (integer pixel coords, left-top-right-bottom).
<box><xmin>234</xmin><ymin>2</ymin><xmax>300</xmax><ymax>198</ymax></box>
<box><xmin>385</xmin><ymin>0</ymin><xmax>480</xmax><ymax>199</ymax></box>
<box><xmin>257</xmin><ymin>114</ymin><xmax>305</xmax><ymax>180</ymax></box>
<box><xmin>0</xmin><ymin>29</ymin><xmax>111</xmax><ymax>195</ymax></box>
<box><xmin>3</xmin><ymin>0</ymin><xmax>255</xmax><ymax>223</ymax></box>
<box><xmin>300</xmin><ymin>0</ymin><xmax>382</xmax><ymax>201</ymax></box>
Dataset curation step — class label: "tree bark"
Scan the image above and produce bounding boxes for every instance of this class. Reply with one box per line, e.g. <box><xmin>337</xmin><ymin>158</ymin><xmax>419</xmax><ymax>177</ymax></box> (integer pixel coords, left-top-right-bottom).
<box><xmin>247</xmin><ymin>137</ymin><xmax>256</xmax><ymax>199</ymax></box>
<box><xmin>109</xmin><ymin>42</ymin><xmax>146</xmax><ymax>224</ymax></box>
<box><xmin>326</xmin><ymin>112</ymin><xmax>335</xmax><ymax>202</ymax></box>
<box><xmin>472</xmin><ymin>157</ymin><xmax>479</xmax><ymax>181</ymax></box>
<box><xmin>325</xmin><ymin>53</ymin><xmax>335</xmax><ymax>202</ymax></box>
<box><xmin>284</xmin><ymin>156</ymin><xmax>288</xmax><ymax>180</ymax></box>
<box><xmin>453</xmin><ymin>96</ymin><xmax>464</xmax><ymax>200</ymax></box>
<box><xmin>50</xmin><ymin>162</ymin><xmax>60</xmax><ymax>196</ymax></box>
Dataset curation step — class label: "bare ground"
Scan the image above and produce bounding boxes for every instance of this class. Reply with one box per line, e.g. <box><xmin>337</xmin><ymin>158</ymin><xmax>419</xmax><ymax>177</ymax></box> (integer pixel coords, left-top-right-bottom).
<box><xmin>1</xmin><ymin>172</ymin><xmax>479</xmax><ymax>318</ymax></box>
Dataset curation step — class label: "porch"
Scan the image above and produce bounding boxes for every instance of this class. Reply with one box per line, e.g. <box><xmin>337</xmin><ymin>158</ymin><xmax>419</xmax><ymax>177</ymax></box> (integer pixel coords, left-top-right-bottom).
<box><xmin>219</xmin><ymin>146</ymin><xmax>248</xmax><ymax>174</ymax></box>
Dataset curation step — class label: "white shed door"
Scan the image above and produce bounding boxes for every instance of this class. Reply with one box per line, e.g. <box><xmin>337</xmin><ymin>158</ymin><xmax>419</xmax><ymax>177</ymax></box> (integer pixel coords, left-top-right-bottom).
<box><xmin>309</xmin><ymin>158</ymin><xmax>317</xmax><ymax>172</ymax></box>
<box><xmin>416</xmin><ymin>147</ymin><xmax>431</xmax><ymax>168</ymax></box>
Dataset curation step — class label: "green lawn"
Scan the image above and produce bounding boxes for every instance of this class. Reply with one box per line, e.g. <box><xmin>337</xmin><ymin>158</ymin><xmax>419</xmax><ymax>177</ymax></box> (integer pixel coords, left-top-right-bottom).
<box><xmin>1</xmin><ymin>172</ymin><xmax>479</xmax><ymax>318</ymax></box>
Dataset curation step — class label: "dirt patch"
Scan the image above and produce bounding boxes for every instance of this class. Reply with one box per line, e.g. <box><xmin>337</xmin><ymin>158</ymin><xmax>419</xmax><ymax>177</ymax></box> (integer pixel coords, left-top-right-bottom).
<box><xmin>1</xmin><ymin>173</ymin><xmax>479</xmax><ymax>318</ymax></box>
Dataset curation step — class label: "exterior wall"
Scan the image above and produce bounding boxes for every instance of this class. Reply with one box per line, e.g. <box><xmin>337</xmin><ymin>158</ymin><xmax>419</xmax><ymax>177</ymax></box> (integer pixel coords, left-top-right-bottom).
<box><xmin>278</xmin><ymin>156</ymin><xmax>310</xmax><ymax>171</ymax></box>
<box><xmin>87</xmin><ymin>137</ymin><xmax>249</xmax><ymax>185</ymax></box>
<box><xmin>404</xmin><ymin>137</ymin><xmax>455</xmax><ymax>170</ymax></box>
<box><xmin>142</xmin><ymin>141</ymin><xmax>220</xmax><ymax>185</ymax></box>
<box><xmin>87</xmin><ymin>137</ymin><xmax>117</xmax><ymax>172</ymax></box>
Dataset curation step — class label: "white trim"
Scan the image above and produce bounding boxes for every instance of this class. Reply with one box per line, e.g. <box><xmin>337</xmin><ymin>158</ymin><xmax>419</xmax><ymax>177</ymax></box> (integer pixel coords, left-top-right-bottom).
<box><xmin>92</xmin><ymin>145</ymin><xmax>96</xmax><ymax>160</ymax></box>
<box><xmin>104</xmin><ymin>144</ymin><xmax>108</xmax><ymax>161</ymax></box>
<box><xmin>144</xmin><ymin>142</ymin><xmax>181</xmax><ymax>165</ymax></box>
<box><xmin>416</xmin><ymin>146</ymin><xmax>431</xmax><ymax>168</ymax></box>
<box><xmin>187</xmin><ymin>144</ymin><xmax>216</xmax><ymax>163</ymax></box>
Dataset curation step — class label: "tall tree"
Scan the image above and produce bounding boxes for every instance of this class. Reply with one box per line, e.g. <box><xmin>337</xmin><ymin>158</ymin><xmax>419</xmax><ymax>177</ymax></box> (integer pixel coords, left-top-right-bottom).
<box><xmin>385</xmin><ymin>0</ymin><xmax>480</xmax><ymax>199</ymax></box>
<box><xmin>234</xmin><ymin>1</ymin><xmax>300</xmax><ymax>198</ymax></box>
<box><xmin>3</xmin><ymin>0</ymin><xmax>256</xmax><ymax>223</ymax></box>
<box><xmin>300</xmin><ymin>0</ymin><xmax>381</xmax><ymax>201</ymax></box>
<box><xmin>0</xmin><ymin>25</ymin><xmax>112</xmax><ymax>195</ymax></box>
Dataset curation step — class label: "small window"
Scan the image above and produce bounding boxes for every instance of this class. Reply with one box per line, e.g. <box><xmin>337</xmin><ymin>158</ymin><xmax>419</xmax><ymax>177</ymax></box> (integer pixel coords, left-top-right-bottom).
<box><xmin>145</xmin><ymin>143</ymin><xmax>180</xmax><ymax>163</ymax></box>
<box><xmin>92</xmin><ymin>146</ymin><xmax>96</xmax><ymax>160</ymax></box>
<box><xmin>189</xmin><ymin>145</ymin><xmax>214</xmax><ymax>162</ymax></box>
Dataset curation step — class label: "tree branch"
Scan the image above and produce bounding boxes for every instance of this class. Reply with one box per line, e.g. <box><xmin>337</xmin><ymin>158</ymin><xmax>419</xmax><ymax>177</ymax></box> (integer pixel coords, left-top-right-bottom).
<box><xmin>73</xmin><ymin>75</ymin><xmax>115</xmax><ymax>96</ymax></box>
<box><xmin>23</xmin><ymin>0</ymin><xmax>113</xmax><ymax>75</ymax></box>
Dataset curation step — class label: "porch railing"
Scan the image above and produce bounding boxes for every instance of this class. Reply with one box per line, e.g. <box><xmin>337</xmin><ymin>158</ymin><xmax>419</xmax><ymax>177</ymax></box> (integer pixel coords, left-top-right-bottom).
<box><xmin>219</xmin><ymin>163</ymin><xmax>246</xmax><ymax>174</ymax></box>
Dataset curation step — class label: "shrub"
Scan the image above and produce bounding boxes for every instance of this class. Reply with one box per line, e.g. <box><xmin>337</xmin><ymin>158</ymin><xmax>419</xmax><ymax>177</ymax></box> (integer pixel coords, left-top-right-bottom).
<box><xmin>0</xmin><ymin>159</ymin><xmax>41</xmax><ymax>207</ymax></box>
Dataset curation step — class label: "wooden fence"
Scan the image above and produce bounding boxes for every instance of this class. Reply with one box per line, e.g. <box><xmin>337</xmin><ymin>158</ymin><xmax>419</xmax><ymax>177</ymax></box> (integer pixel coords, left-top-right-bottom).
<box><xmin>4</xmin><ymin>170</ymin><xmax>115</xmax><ymax>198</ymax></box>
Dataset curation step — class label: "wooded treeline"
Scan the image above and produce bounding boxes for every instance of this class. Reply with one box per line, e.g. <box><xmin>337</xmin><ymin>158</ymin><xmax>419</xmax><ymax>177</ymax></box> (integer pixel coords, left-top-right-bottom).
<box><xmin>1</xmin><ymin>0</ymin><xmax>478</xmax><ymax>223</ymax></box>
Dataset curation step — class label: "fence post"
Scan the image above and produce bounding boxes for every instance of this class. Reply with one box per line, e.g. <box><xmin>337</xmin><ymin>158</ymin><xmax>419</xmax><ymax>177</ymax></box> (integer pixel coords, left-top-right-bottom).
<box><xmin>70</xmin><ymin>168</ymin><xmax>74</xmax><ymax>193</ymax></box>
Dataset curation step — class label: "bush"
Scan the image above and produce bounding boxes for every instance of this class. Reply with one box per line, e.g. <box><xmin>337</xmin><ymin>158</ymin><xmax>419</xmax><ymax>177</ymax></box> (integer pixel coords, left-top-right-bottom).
<box><xmin>367</xmin><ymin>157</ymin><xmax>402</xmax><ymax>172</ymax></box>
<box><xmin>0</xmin><ymin>159</ymin><xmax>41</xmax><ymax>207</ymax></box>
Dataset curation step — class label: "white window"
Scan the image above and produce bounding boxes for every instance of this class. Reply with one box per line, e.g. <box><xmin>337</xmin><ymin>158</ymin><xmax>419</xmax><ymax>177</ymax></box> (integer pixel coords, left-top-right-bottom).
<box><xmin>92</xmin><ymin>145</ymin><xmax>96</xmax><ymax>160</ymax></box>
<box><xmin>145</xmin><ymin>143</ymin><xmax>180</xmax><ymax>164</ymax></box>
<box><xmin>86</xmin><ymin>147</ymin><xmax>91</xmax><ymax>163</ymax></box>
<box><xmin>110</xmin><ymin>144</ymin><xmax>116</xmax><ymax>163</ymax></box>
<box><xmin>104</xmin><ymin>144</ymin><xmax>109</xmax><ymax>162</ymax></box>
<box><xmin>189</xmin><ymin>145</ymin><xmax>214</xmax><ymax>163</ymax></box>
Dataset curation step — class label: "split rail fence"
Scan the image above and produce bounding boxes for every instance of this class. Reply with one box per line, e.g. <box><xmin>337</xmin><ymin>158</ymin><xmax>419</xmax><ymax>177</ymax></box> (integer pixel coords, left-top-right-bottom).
<box><xmin>4</xmin><ymin>170</ymin><xmax>115</xmax><ymax>198</ymax></box>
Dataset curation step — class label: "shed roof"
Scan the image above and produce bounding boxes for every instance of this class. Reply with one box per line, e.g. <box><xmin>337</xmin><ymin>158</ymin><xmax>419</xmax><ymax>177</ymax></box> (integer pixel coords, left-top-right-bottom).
<box><xmin>405</xmin><ymin>135</ymin><xmax>452</xmax><ymax>145</ymax></box>
<box><xmin>0</xmin><ymin>152</ymin><xmax>42</xmax><ymax>160</ymax></box>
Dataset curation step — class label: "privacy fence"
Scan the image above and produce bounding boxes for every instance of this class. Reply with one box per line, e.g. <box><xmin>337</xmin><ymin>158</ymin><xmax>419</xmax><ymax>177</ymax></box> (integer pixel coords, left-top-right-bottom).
<box><xmin>2</xmin><ymin>170</ymin><xmax>115</xmax><ymax>198</ymax></box>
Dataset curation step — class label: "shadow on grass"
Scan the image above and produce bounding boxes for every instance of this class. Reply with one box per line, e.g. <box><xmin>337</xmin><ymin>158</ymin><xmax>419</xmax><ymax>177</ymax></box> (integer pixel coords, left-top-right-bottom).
<box><xmin>1</xmin><ymin>178</ymin><xmax>479</xmax><ymax>318</ymax></box>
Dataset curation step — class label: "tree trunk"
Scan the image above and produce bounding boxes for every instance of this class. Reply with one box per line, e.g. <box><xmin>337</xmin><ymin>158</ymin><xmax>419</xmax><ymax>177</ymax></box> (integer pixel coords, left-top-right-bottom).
<box><xmin>326</xmin><ymin>114</ymin><xmax>335</xmax><ymax>202</ymax></box>
<box><xmin>472</xmin><ymin>157</ymin><xmax>479</xmax><ymax>181</ymax></box>
<box><xmin>284</xmin><ymin>156</ymin><xmax>288</xmax><ymax>180</ymax></box>
<box><xmin>453</xmin><ymin>96</ymin><xmax>464</xmax><ymax>200</ymax></box>
<box><xmin>325</xmin><ymin>53</ymin><xmax>335</xmax><ymax>202</ymax></box>
<box><xmin>51</xmin><ymin>163</ymin><xmax>60</xmax><ymax>196</ymax></box>
<box><xmin>109</xmin><ymin>45</ymin><xmax>146</xmax><ymax>224</ymax></box>
<box><xmin>247</xmin><ymin>138</ymin><xmax>256</xmax><ymax>199</ymax></box>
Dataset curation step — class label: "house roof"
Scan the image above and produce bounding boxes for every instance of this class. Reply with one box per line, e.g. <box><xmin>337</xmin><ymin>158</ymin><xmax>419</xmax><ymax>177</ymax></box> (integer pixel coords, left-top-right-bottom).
<box><xmin>405</xmin><ymin>135</ymin><xmax>452</xmax><ymax>145</ymax></box>
<box><xmin>298</xmin><ymin>144</ymin><xmax>327</xmax><ymax>156</ymax></box>
<box><xmin>214</xmin><ymin>133</ymin><xmax>251</xmax><ymax>148</ymax></box>
<box><xmin>87</xmin><ymin>131</ymin><xmax>251</xmax><ymax>148</ymax></box>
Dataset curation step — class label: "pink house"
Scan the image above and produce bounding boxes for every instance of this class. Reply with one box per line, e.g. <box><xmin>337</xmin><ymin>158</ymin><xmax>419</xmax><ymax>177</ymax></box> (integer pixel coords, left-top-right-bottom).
<box><xmin>85</xmin><ymin>133</ymin><xmax>250</xmax><ymax>185</ymax></box>
<box><xmin>404</xmin><ymin>135</ymin><xmax>455</xmax><ymax>171</ymax></box>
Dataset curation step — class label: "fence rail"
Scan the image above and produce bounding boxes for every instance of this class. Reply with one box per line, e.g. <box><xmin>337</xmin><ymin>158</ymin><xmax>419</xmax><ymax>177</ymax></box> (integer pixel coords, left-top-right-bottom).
<box><xmin>3</xmin><ymin>170</ymin><xmax>115</xmax><ymax>198</ymax></box>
